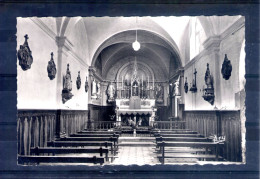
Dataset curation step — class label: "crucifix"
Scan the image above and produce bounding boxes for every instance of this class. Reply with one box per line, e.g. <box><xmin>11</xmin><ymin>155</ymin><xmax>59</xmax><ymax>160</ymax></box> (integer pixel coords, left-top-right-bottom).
<box><xmin>133</xmin><ymin>83</ymin><xmax>138</xmax><ymax>96</ymax></box>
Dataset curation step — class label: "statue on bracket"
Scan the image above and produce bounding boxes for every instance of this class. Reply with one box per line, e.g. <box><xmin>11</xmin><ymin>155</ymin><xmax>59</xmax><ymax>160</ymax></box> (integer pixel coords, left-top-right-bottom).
<box><xmin>47</xmin><ymin>52</ymin><xmax>56</xmax><ymax>80</ymax></box>
<box><xmin>76</xmin><ymin>71</ymin><xmax>81</xmax><ymax>90</ymax></box>
<box><xmin>173</xmin><ymin>76</ymin><xmax>180</xmax><ymax>96</ymax></box>
<box><xmin>202</xmin><ymin>63</ymin><xmax>215</xmax><ymax>105</ymax></box>
<box><xmin>155</xmin><ymin>83</ymin><xmax>164</xmax><ymax>104</ymax></box>
<box><xmin>62</xmin><ymin>64</ymin><xmax>73</xmax><ymax>103</ymax></box>
<box><xmin>97</xmin><ymin>82</ymin><xmax>101</xmax><ymax>99</ymax></box>
<box><xmin>107</xmin><ymin>82</ymin><xmax>116</xmax><ymax>103</ymax></box>
<box><xmin>85</xmin><ymin>76</ymin><xmax>89</xmax><ymax>93</ymax></box>
<box><xmin>18</xmin><ymin>34</ymin><xmax>33</xmax><ymax>71</ymax></box>
<box><xmin>221</xmin><ymin>54</ymin><xmax>232</xmax><ymax>80</ymax></box>
<box><xmin>184</xmin><ymin>77</ymin><xmax>189</xmax><ymax>93</ymax></box>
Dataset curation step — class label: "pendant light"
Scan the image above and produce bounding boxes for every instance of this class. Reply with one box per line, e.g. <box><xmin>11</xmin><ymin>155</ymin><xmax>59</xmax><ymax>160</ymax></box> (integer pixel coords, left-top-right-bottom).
<box><xmin>132</xmin><ymin>17</ymin><xmax>140</xmax><ymax>51</ymax></box>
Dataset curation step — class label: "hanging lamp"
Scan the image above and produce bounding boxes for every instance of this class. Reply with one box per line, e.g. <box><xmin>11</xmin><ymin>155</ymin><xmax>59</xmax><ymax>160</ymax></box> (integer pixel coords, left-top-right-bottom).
<box><xmin>132</xmin><ymin>17</ymin><xmax>140</xmax><ymax>51</ymax></box>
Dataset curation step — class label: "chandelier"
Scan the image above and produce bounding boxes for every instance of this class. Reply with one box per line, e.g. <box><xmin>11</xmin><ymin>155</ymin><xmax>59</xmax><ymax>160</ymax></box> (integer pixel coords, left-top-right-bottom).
<box><xmin>132</xmin><ymin>17</ymin><xmax>140</xmax><ymax>51</ymax></box>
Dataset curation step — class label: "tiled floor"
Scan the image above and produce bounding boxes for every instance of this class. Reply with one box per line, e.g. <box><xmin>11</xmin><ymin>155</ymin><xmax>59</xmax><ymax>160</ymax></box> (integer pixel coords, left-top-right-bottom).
<box><xmin>112</xmin><ymin>146</ymin><xmax>159</xmax><ymax>165</ymax></box>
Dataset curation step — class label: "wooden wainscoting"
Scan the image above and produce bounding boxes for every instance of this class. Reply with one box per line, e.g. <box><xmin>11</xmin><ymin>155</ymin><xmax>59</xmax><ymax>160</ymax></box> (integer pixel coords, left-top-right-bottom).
<box><xmin>17</xmin><ymin>110</ymin><xmax>88</xmax><ymax>155</ymax></box>
<box><xmin>184</xmin><ymin>110</ymin><xmax>242</xmax><ymax>162</ymax></box>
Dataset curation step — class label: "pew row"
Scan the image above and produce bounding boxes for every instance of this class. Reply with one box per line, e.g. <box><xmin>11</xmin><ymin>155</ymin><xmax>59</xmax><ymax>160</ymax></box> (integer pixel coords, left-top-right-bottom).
<box><xmin>155</xmin><ymin>137</ymin><xmax>212</xmax><ymax>143</ymax></box>
<box><xmin>47</xmin><ymin>141</ymin><xmax>116</xmax><ymax>155</ymax></box>
<box><xmin>57</xmin><ymin>137</ymin><xmax>118</xmax><ymax>149</ymax></box>
<box><xmin>18</xmin><ymin>155</ymin><xmax>105</xmax><ymax>165</ymax></box>
<box><xmin>30</xmin><ymin>147</ymin><xmax>109</xmax><ymax>162</ymax></box>
<box><xmin>156</xmin><ymin>141</ymin><xmax>224</xmax><ymax>164</ymax></box>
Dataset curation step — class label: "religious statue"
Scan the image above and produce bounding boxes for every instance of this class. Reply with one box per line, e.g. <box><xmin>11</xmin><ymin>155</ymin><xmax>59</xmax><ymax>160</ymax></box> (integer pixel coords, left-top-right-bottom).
<box><xmin>91</xmin><ymin>78</ymin><xmax>97</xmax><ymax>96</ymax></box>
<box><xmin>155</xmin><ymin>83</ymin><xmax>164</xmax><ymax>103</ymax></box>
<box><xmin>107</xmin><ymin>82</ymin><xmax>115</xmax><ymax>103</ymax></box>
<box><xmin>221</xmin><ymin>54</ymin><xmax>232</xmax><ymax>80</ymax></box>
<box><xmin>76</xmin><ymin>71</ymin><xmax>81</xmax><ymax>90</ymax></box>
<box><xmin>132</xmin><ymin>80</ymin><xmax>139</xmax><ymax>96</ymax></box>
<box><xmin>97</xmin><ymin>82</ymin><xmax>101</xmax><ymax>98</ymax></box>
<box><xmin>18</xmin><ymin>34</ymin><xmax>33</xmax><ymax>71</ymax></box>
<box><xmin>205</xmin><ymin>63</ymin><xmax>213</xmax><ymax>88</ymax></box>
<box><xmin>85</xmin><ymin>76</ymin><xmax>89</xmax><ymax>93</ymax></box>
<box><xmin>202</xmin><ymin>63</ymin><xmax>215</xmax><ymax>105</ymax></box>
<box><xmin>47</xmin><ymin>52</ymin><xmax>56</xmax><ymax>80</ymax></box>
<box><xmin>184</xmin><ymin>77</ymin><xmax>189</xmax><ymax>93</ymax></box>
<box><xmin>62</xmin><ymin>64</ymin><xmax>73</xmax><ymax>103</ymax></box>
<box><xmin>173</xmin><ymin>77</ymin><xmax>180</xmax><ymax>96</ymax></box>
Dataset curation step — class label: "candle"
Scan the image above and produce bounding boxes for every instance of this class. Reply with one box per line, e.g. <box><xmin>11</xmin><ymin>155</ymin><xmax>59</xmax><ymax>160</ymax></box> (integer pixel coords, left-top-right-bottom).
<box><xmin>122</xmin><ymin>76</ymin><xmax>123</xmax><ymax>89</ymax></box>
<box><xmin>153</xmin><ymin>77</ymin><xmax>154</xmax><ymax>90</ymax></box>
<box><xmin>142</xmin><ymin>75</ymin><xmax>143</xmax><ymax>87</ymax></box>
<box><xmin>148</xmin><ymin>76</ymin><xmax>149</xmax><ymax>88</ymax></box>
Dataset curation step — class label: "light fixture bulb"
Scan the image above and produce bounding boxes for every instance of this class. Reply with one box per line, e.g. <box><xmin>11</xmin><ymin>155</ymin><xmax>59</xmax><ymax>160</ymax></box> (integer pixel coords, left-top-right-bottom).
<box><xmin>132</xmin><ymin>40</ymin><xmax>140</xmax><ymax>51</ymax></box>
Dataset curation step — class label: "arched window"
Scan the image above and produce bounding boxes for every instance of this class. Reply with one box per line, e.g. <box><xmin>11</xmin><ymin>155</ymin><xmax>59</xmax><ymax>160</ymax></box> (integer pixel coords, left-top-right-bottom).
<box><xmin>190</xmin><ymin>17</ymin><xmax>206</xmax><ymax>60</ymax></box>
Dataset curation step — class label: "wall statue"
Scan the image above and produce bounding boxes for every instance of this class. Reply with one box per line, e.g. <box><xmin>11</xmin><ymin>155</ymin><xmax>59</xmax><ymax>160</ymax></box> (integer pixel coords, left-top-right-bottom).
<box><xmin>91</xmin><ymin>78</ymin><xmax>97</xmax><ymax>96</ymax></box>
<box><xmin>76</xmin><ymin>71</ymin><xmax>81</xmax><ymax>90</ymax></box>
<box><xmin>221</xmin><ymin>54</ymin><xmax>232</xmax><ymax>80</ymax></box>
<box><xmin>97</xmin><ymin>82</ymin><xmax>101</xmax><ymax>99</ymax></box>
<box><xmin>47</xmin><ymin>52</ymin><xmax>56</xmax><ymax>80</ymax></box>
<box><xmin>184</xmin><ymin>77</ymin><xmax>189</xmax><ymax>93</ymax></box>
<box><xmin>202</xmin><ymin>63</ymin><xmax>215</xmax><ymax>105</ymax></box>
<box><xmin>85</xmin><ymin>76</ymin><xmax>89</xmax><ymax>93</ymax></box>
<box><xmin>155</xmin><ymin>83</ymin><xmax>164</xmax><ymax>103</ymax></box>
<box><xmin>18</xmin><ymin>34</ymin><xmax>33</xmax><ymax>71</ymax></box>
<box><xmin>107</xmin><ymin>82</ymin><xmax>115</xmax><ymax>103</ymax></box>
<box><xmin>173</xmin><ymin>76</ymin><xmax>180</xmax><ymax>96</ymax></box>
<box><xmin>62</xmin><ymin>64</ymin><xmax>73</xmax><ymax>103</ymax></box>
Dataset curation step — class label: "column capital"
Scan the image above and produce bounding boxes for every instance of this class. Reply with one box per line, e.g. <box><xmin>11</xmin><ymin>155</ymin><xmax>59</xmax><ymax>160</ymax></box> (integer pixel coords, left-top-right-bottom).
<box><xmin>55</xmin><ymin>36</ymin><xmax>72</xmax><ymax>52</ymax></box>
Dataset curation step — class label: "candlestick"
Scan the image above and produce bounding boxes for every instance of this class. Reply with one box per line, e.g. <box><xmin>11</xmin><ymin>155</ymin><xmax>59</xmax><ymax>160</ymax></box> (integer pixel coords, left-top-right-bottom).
<box><xmin>148</xmin><ymin>76</ymin><xmax>149</xmax><ymax>88</ymax></box>
<box><xmin>122</xmin><ymin>76</ymin><xmax>123</xmax><ymax>89</ymax></box>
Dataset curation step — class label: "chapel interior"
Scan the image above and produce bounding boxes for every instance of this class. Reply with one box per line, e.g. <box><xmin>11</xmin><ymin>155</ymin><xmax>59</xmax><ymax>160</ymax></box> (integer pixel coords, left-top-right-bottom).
<box><xmin>17</xmin><ymin>16</ymin><xmax>246</xmax><ymax>165</ymax></box>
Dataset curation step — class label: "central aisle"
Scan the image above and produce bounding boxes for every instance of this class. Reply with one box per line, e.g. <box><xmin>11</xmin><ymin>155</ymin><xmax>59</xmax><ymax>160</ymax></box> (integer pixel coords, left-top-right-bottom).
<box><xmin>112</xmin><ymin>137</ymin><xmax>159</xmax><ymax>165</ymax></box>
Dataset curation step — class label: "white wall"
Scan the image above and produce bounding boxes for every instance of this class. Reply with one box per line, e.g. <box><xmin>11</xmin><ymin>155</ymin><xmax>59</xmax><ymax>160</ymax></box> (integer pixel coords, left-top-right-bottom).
<box><xmin>17</xmin><ymin>18</ymin><xmax>89</xmax><ymax>110</ymax></box>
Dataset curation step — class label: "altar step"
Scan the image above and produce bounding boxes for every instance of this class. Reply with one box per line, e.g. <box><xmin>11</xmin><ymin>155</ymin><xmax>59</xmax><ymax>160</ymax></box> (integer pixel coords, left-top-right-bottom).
<box><xmin>118</xmin><ymin>137</ymin><xmax>156</xmax><ymax>147</ymax></box>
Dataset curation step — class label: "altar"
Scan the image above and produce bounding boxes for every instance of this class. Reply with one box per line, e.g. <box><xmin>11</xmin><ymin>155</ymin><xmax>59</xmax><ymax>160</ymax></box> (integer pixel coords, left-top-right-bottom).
<box><xmin>115</xmin><ymin>97</ymin><xmax>156</xmax><ymax>127</ymax></box>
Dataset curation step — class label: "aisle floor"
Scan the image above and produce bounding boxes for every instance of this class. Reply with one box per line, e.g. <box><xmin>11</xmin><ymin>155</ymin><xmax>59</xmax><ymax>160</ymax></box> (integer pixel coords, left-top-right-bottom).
<box><xmin>112</xmin><ymin>146</ymin><xmax>159</xmax><ymax>165</ymax></box>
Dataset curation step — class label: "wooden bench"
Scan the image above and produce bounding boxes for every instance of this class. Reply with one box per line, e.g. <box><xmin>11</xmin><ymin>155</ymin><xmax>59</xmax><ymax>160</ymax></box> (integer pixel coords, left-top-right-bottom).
<box><xmin>47</xmin><ymin>141</ymin><xmax>116</xmax><ymax>155</ymax></box>
<box><xmin>30</xmin><ymin>147</ymin><xmax>109</xmax><ymax>162</ymax></box>
<box><xmin>156</xmin><ymin>137</ymin><xmax>212</xmax><ymax>143</ymax></box>
<box><xmin>70</xmin><ymin>133</ymin><xmax>120</xmax><ymax>138</ymax></box>
<box><xmin>157</xmin><ymin>141</ymin><xmax>224</xmax><ymax>164</ymax></box>
<box><xmin>18</xmin><ymin>155</ymin><xmax>105</xmax><ymax>165</ymax></box>
<box><xmin>79</xmin><ymin>131</ymin><xmax>122</xmax><ymax>135</ymax></box>
<box><xmin>154</xmin><ymin>133</ymin><xmax>204</xmax><ymax>138</ymax></box>
<box><xmin>153</xmin><ymin>131</ymin><xmax>198</xmax><ymax>134</ymax></box>
<box><xmin>58</xmin><ymin>137</ymin><xmax>118</xmax><ymax>149</ymax></box>
<box><xmin>157</xmin><ymin>153</ymin><xmax>222</xmax><ymax>164</ymax></box>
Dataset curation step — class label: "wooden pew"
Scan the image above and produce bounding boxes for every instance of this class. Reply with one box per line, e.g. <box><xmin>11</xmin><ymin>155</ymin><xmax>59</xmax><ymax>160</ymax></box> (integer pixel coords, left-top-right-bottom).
<box><xmin>30</xmin><ymin>147</ymin><xmax>109</xmax><ymax>162</ymax></box>
<box><xmin>154</xmin><ymin>134</ymin><xmax>204</xmax><ymax>138</ymax></box>
<box><xmin>47</xmin><ymin>141</ymin><xmax>115</xmax><ymax>155</ymax></box>
<box><xmin>57</xmin><ymin>137</ymin><xmax>118</xmax><ymax>149</ymax></box>
<box><xmin>18</xmin><ymin>155</ymin><xmax>105</xmax><ymax>165</ymax></box>
<box><xmin>152</xmin><ymin>131</ymin><xmax>198</xmax><ymax>134</ymax></box>
<box><xmin>70</xmin><ymin>133</ymin><xmax>120</xmax><ymax>138</ymax></box>
<box><xmin>156</xmin><ymin>137</ymin><xmax>212</xmax><ymax>143</ymax></box>
<box><xmin>157</xmin><ymin>141</ymin><xmax>224</xmax><ymax>164</ymax></box>
<box><xmin>79</xmin><ymin>131</ymin><xmax>122</xmax><ymax>135</ymax></box>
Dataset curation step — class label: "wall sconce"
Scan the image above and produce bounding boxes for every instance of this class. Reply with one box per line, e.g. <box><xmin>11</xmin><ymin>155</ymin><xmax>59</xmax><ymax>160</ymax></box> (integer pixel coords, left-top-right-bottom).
<box><xmin>189</xmin><ymin>68</ymin><xmax>197</xmax><ymax>93</ymax></box>
<box><xmin>184</xmin><ymin>77</ymin><xmax>189</xmax><ymax>93</ymax></box>
<box><xmin>202</xmin><ymin>63</ymin><xmax>215</xmax><ymax>105</ymax></box>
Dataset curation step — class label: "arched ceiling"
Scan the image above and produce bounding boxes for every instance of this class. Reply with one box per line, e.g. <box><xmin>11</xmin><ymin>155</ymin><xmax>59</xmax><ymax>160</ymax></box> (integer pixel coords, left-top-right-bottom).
<box><xmin>39</xmin><ymin>16</ymin><xmax>243</xmax><ymax>72</ymax></box>
<box><xmin>94</xmin><ymin>30</ymin><xmax>178</xmax><ymax>81</ymax></box>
